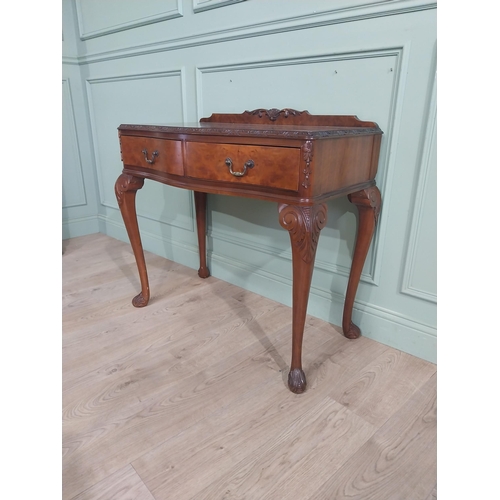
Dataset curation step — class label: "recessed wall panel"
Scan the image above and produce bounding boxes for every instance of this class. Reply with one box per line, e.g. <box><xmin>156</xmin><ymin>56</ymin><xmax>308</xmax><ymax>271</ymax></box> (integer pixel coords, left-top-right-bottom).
<box><xmin>198</xmin><ymin>52</ymin><xmax>397</xmax><ymax>283</ymax></box>
<box><xmin>402</xmin><ymin>84</ymin><xmax>437</xmax><ymax>303</ymax></box>
<box><xmin>62</xmin><ymin>78</ymin><xmax>87</xmax><ymax>209</ymax></box>
<box><xmin>76</xmin><ymin>0</ymin><xmax>182</xmax><ymax>39</ymax></box>
<box><xmin>87</xmin><ymin>71</ymin><xmax>193</xmax><ymax>231</ymax></box>
<box><xmin>406</xmin><ymin>136</ymin><xmax>437</xmax><ymax>300</ymax></box>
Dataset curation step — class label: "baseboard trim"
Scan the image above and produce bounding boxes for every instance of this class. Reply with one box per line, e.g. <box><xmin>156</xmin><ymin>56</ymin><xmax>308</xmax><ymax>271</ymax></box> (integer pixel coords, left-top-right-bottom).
<box><xmin>99</xmin><ymin>216</ymin><xmax>200</xmax><ymax>272</ymax></box>
<box><xmin>208</xmin><ymin>249</ymin><xmax>436</xmax><ymax>363</ymax></box>
<box><xmin>97</xmin><ymin>215</ymin><xmax>436</xmax><ymax>363</ymax></box>
<box><xmin>62</xmin><ymin>216</ymin><xmax>100</xmax><ymax>240</ymax></box>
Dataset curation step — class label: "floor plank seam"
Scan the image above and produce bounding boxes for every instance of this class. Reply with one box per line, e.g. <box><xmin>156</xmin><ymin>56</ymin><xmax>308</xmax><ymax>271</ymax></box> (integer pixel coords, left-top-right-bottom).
<box><xmin>131</xmin><ymin>463</ymin><xmax>157</xmax><ymax>500</ymax></box>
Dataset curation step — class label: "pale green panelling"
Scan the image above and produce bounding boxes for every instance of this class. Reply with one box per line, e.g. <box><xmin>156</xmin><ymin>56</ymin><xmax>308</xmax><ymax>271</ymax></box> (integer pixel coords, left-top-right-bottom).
<box><xmin>62</xmin><ymin>71</ymin><xmax>100</xmax><ymax>239</ymax></box>
<box><xmin>193</xmin><ymin>0</ymin><xmax>246</xmax><ymax>14</ymax></box>
<box><xmin>75</xmin><ymin>0</ymin><xmax>182</xmax><ymax>40</ymax></box>
<box><xmin>62</xmin><ymin>0</ymin><xmax>437</xmax><ymax>362</ymax></box>
<box><xmin>401</xmin><ymin>72</ymin><xmax>437</xmax><ymax>303</ymax></box>
<box><xmin>63</xmin><ymin>216</ymin><xmax>100</xmax><ymax>240</ymax></box>
<box><xmin>62</xmin><ymin>79</ymin><xmax>86</xmax><ymax>209</ymax></box>
<box><xmin>63</xmin><ymin>48</ymin><xmax>101</xmax><ymax>239</ymax></box>
<box><xmin>85</xmin><ymin>70</ymin><xmax>186</xmax><ymax>207</ymax></box>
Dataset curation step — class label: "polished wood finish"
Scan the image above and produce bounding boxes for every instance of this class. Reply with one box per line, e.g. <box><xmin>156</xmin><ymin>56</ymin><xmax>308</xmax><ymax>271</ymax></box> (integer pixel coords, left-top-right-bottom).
<box><xmin>343</xmin><ymin>186</ymin><xmax>382</xmax><ymax>339</ymax></box>
<box><xmin>200</xmin><ymin>108</ymin><xmax>379</xmax><ymax>127</ymax></box>
<box><xmin>115</xmin><ymin>109</ymin><xmax>383</xmax><ymax>392</ymax></box>
<box><xmin>194</xmin><ymin>191</ymin><xmax>210</xmax><ymax>279</ymax></box>
<box><xmin>119</xmin><ymin>135</ymin><xmax>184</xmax><ymax>176</ymax></box>
<box><xmin>114</xmin><ymin>173</ymin><xmax>149</xmax><ymax>307</ymax></box>
<box><xmin>278</xmin><ymin>203</ymin><xmax>327</xmax><ymax>393</ymax></box>
<box><xmin>63</xmin><ymin>234</ymin><xmax>436</xmax><ymax>500</ymax></box>
<box><xmin>185</xmin><ymin>141</ymin><xmax>301</xmax><ymax>191</ymax></box>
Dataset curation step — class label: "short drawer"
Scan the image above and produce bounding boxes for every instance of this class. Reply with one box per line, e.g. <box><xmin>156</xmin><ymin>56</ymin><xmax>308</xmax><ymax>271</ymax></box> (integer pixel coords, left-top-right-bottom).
<box><xmin>120</xmin><ymin>136</ymin><xmax>183</xmax><ymax>175</ymax></box>
<box><xmin>185</xmin><ymin>142</ymin><xmax>300</xmax><ymax>191</ymax></box>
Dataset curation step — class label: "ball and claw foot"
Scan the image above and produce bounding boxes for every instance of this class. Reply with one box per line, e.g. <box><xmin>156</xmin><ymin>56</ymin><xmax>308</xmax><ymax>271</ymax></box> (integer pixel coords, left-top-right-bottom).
<box><xmin>198</xmin><ymin>267</ymin><xmax>210</xmax><ymax>279</ymax></box>
<box><xmin>344</xmin><ymin>321</ymin><xmax>361</xmax><ymax>340</ymax></box>
<box><xmin>132</xmin><ymin>292</ymin><xmax>149</xmax><ymax>308</ymax></box>
<box><xmin>288</xmin><ymin>368</ymin><xmax>307</xmax><ymax>394</ymax></box>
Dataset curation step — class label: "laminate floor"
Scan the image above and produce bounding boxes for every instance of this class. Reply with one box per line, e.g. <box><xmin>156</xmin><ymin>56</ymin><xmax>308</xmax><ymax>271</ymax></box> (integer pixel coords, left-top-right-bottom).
<box><xmin>62</xmin><ymin>234</ymin><xmax>437</xmax><ymax>500</ymax></box>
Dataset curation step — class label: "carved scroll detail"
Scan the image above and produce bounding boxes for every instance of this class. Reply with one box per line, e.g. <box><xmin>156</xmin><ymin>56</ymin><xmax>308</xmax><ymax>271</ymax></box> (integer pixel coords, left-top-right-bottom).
<box><xmin>278</xmin><ymin>203</ymin><xmax>327</xmax><ymax>263</ymax></box>
<box><xmin>247</xmin><ymin>108</ymin><xmax>305</xmax><ymax>121</ymax></box>
<box><xmin>114</xmin><ymin>174</ymin><xmax>144</xmax><ymax>207</ymax></box>
<box><xmin>302</xmin><ymin>141</ymin><xmax>313</xmax><ymax>188</ymax></box>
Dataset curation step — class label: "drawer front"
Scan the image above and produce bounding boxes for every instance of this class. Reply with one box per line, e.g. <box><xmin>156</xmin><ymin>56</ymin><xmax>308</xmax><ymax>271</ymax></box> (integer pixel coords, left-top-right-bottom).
<box><xmin>120</xmin><ymin>136</ymin><xmax>183</xmax><ymax>175</ymax></box>
<box><xmin>185</xmin><ymin>142</ymin><xmax>300</xmax><ymax>191</ymax></box>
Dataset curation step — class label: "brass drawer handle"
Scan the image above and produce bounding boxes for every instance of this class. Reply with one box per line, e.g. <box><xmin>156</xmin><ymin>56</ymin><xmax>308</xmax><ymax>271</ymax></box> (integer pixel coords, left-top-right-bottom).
<box><xmin>142</xmin><ymin>149</ymin><xmax>159</xmax><ymax>164</ymax></box>
<box><xmin>225</xmin><ymin>158</ymin><xmax>254</xmax><ymax>177</ymax></box>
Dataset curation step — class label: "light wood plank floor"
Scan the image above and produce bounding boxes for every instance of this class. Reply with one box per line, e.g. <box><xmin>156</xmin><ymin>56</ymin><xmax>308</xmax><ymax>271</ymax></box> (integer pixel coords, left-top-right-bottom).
<box><xmin>63</xmin><ymin>234</ymin><xmax>437</xmax><ymax>500</ymax></box>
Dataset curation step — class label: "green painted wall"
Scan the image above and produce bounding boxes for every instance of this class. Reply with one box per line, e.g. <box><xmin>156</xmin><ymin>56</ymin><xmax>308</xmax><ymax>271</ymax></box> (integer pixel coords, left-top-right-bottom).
<box><xmin>62</xmin><ymin>0</ymin><xmax>437</xmax><ymax>362</ymax></box>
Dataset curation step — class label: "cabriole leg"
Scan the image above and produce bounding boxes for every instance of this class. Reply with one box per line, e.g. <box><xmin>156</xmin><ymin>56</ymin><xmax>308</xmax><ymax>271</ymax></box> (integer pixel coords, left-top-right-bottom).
<box><xmin>115</xmin><ymin>173</ymin><xmax>150</xmax><ymax>307</ymax></box>
<box><xmin>279</xmin><ymin>203</ymin><xmax>327</xmax><ymax>393</ymax></box>
<box><xmin>194</xmin><ymin>191</ymin><xmax>210</xmax><ymax>278</ymax></box>
<box><xmin>343</xmin><ymin>186</ymin><xmax>382</xmax><ymax>339</ymax></box>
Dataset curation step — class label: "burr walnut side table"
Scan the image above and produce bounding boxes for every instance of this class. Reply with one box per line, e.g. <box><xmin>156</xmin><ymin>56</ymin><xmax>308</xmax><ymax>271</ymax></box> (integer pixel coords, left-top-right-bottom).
<box><xmin>115</xmin><ymin>108</ymin><xmax>382</xmax><ymax>394</ymax></box>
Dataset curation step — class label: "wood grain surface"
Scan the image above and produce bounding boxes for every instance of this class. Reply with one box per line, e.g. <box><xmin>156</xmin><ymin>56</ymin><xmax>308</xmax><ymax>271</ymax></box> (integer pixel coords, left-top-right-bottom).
<box><xmin>63</xmin><ymin>234</ymin><xmax>437</xmax><ymax>500</ymax></box>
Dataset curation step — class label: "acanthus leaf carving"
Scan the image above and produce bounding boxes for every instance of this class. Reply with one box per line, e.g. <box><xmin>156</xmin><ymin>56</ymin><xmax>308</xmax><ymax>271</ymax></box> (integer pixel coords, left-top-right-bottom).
<box><xmin>278</xmin><ymin>203</ymin><xmax>327</xmax><ymax>263</ymax></box>
<box><xmin>114</xmin><ymin>173</ymin><xmax>144</xmax><ymax>207</ymax></box>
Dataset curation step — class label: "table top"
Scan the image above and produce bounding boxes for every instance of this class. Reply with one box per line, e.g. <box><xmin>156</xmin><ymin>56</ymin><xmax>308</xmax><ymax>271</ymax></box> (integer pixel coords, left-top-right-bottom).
<box><xmin>118</xmin><ymin>121</ymin><xmax>382</xmax><ymax>140</ymax></box>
